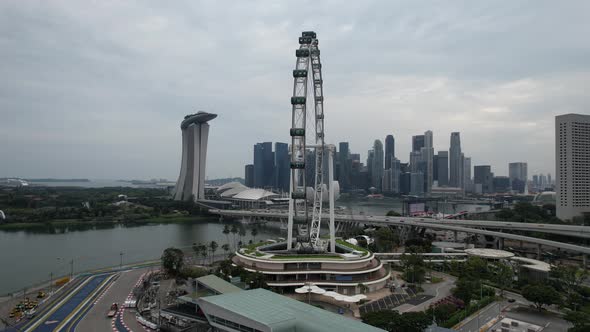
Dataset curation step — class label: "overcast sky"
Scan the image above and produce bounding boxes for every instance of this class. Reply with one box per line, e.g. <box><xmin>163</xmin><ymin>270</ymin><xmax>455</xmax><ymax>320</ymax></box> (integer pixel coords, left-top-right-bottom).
<box><xmin>1</xmin><ymin>1</ymin><xmax>589</xmax><ymax>180</ymax></box>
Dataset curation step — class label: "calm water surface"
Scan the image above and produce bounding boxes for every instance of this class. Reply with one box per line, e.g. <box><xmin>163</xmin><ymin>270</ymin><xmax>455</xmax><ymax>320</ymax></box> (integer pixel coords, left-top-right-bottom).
<box><xmin>0</xmin><ymin>197</ymin><xmax>489</xmax><ymax>295</ymax></box>
<box><xmin>0</xmin><ymin>220</ymin><xmax>280</xmax><ymax>295</ymax></box>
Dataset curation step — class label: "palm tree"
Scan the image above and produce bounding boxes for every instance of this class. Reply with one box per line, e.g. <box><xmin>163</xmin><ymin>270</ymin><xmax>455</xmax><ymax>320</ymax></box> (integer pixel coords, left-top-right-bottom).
<box><xmin>238</xmin><ymin>227</ymin><xmax>246</xmax><ymax>247</ymax></box>
<box><xmin>209</xmin><ymin>241</ymin><xmax>218</xmax><ymax>265</ymax></box>
<box><xmin>221</xmin><ymin>244</ymin><xmax>230</xmax><ymax>258</ymax></box>
<box><xmin>199</xmin><ymin>244</ymin><xmax>208</xmax><ymax>265</ymax></box>
<box><xmin>230</xmin><ymin>225</ymin><xmax>238</xmax><ymax>250</ymax></box>
<box><xmin>222</xmin><ymin>225</ymin><xmax>230</xmax><ymax>247</ymax></box>
<box><xmin>192</xmin><ymin>243</ymin><xmax>201</xmax><ymax>264</ymax></box>
<box><xmin>251</xmin><ymin>228</ymin><xmax>258</xmax><ymax>243</ymax></box>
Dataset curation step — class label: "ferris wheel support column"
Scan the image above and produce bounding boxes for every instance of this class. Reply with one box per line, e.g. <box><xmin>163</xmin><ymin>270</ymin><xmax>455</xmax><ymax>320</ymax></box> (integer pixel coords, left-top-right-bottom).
<box><xmin>287</xmin><ymin>175</ymin><xmax>294</xmax><ymax>250</ymax></box>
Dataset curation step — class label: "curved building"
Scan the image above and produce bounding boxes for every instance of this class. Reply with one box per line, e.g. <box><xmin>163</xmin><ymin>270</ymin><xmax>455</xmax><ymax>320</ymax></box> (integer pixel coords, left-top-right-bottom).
<box><xmin>174</xmin><ymin>112</ymin><xmax>217</xmax><ymax>201</ymax></box>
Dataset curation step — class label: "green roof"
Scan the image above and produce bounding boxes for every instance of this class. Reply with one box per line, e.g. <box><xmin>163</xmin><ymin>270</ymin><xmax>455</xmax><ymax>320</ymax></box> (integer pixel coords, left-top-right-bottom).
<box><xmin>199</xmin><ymin>288</ymin><xmax>385</xmax><ymax>332</ymax></box>
<box><xmin>196</xmin><ymin>275</ymin><xmax>242</xmax><ymax>294</ymax></box>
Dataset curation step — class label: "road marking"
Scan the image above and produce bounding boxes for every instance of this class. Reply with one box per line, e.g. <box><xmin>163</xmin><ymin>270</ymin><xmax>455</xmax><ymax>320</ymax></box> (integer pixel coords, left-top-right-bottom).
<box><xmin>53</xmin><ymin>274</ymin><xmax>116</xmax><ymax>332</ymax></box>
<box><xmin>24</xmin><ymin>277</ymin><xmax>94</xmax><ymax>332</ymax></box>
<box><xmin>65</xmin><ymin>274</ymin><xmax>120</xmax><ymax>332</ymax></box>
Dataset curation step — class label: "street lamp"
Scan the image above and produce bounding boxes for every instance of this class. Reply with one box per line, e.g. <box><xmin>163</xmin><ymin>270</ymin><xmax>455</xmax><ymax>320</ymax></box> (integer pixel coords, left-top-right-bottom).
<box><xmin>120</xmin><ymin>252</ymin><xmax>124</xmax><ymax>269</ymax></box>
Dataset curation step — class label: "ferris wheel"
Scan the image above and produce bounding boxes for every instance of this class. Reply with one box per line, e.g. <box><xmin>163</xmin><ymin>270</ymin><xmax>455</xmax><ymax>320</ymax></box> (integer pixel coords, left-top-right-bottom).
<box><xmin>287</xmin><ymin>31</ymin><xmax>327</xmax><ymax>252</ymax></box>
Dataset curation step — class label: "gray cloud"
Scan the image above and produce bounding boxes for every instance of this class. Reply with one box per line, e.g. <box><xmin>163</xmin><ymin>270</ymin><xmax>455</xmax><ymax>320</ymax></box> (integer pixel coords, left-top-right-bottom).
<box><xmin>1</xmin><ymin>0</ymin><xmax>589</xmax><ymax>179</ymax></box>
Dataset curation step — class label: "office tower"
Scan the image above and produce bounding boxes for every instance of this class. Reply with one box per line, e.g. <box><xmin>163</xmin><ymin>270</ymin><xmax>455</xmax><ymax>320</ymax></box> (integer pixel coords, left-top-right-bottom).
<box><xmin>367</xmin><ymin>149</ymin><xmax>374</xmax><ymax>186</ymax></box>
<box><xmin>382</xmin><ymin>169</ymin><xmax>392</xmax><ymax>192</ymax></box>
<box><xmin>338</xmin><ymin>142</ymin><xmax>351</xmax><ymax>190</ymax></box>
<box><xmin>532</xmin><ymin>175</ymin><xmax>539</xmax><ymax>189</ymax></box>
<box><xmin>410</xmin><ymin>172</ymin><xmax>425</xmax><ymax>196</ymax></box>
<box><xmin>433</xmin><ymin>154</ymin><xmax>439</xmax><ymax>182</ymax></box>
<box><xmin>274</xmin><ymin>142</ymin><xmax>289</xmax><ymax>192</ymax></box>
<box><xmin>423</xmin><ymin>130</ymin><xmax>434</xmax><ymax>193</ymax></box>
<box><xmin>384</xmin><ymin>135</ymin><xmax>395</xmax><ymax>170</ymax></box>
<box><xmin>245</xmin><ymin>164</ymin><xmax>254</xmax><ymax>187</ymax></box>
<box><xmin>350</xmin><ymin>153</ymin><xmax>360</xmax><ymax>161</ymax></box>
<box><xmin>474</xmin><ymin>165</ymin><xmax>494</xmax><ymax>194</ymax></box>
<box><xmin>412</xmin><ymin>135</ymin><xmax>425</xmax><ymax>152</ymax></box>
<box><xmin>391</xmin><ymin>158</ymin><xmax>401</xmax><ymax>193</ymax></box>
<box><xmin>493</xmin><ymin>176</ymin><xmax>511</xmax><ymax>193</ymax></box>
<box><xmin>174</xmin><ymin>112</ymin><xmax>217</xmax><ymax>201</ymax></box>
<box><xmin>437</xmin><ymin>151</ymin><xmax>449</xmax><ymax>186</ymax></box>
<box><xmin>410</xmin><ymin>151</ymin><xmax>422</xmax><ymax>172</ymax></box>
<box><xmin>556</xmin><ymin>114</ymin><xmax>590</xmax><ymax>220</ymax></box>
<box><xmin>253</xmin><ymin>142</ymin><xmax>274</xmax><ymax>188</ymax></box>
<box><xmin>400</xmin><ymin>162</ymin><xmax>410</xmax><ymax>174</ymax></box>
<box><xmin>509</xmin><ymin>162</ymin><xmax>528</xmax><ymax>193</ymax></box>
<box><xmin>400</xmin><ymin>172</ymin><xmax>411</xmax><ymax>194</ymax></box>
<box><xmin>539</xmin><ymin>174</ymin><xmax>547</xmax><ymax>189</ymax></box>
<box><xmin>463</xmin><ymin>156</ymin><xmax>472</xmax><ymax>192</ymax></box>
<box><xmin>371</xmin><ymin>140</ymin><xmax>384</xmax><ymax>190</ymax></box>
<box><xmin>548</xmin><ymin>173</ymin><xmax>552</xmax><ymax>187</ymax></box>
<box><xmin>449</xmin><ymin>132</ymin><xmax>462</xmax><ymax>188</ymax></box>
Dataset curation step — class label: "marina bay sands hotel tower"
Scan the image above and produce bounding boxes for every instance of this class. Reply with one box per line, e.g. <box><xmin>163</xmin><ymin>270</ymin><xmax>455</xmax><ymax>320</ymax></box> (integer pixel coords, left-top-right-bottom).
<box><xmin>173</xmin><ymin>112</ymin><xmax>217</xmax><ymax>201</ymax></box>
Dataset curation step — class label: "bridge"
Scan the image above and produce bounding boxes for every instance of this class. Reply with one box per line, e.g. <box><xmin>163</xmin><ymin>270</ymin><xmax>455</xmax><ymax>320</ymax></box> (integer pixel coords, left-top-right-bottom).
<box><xmin>209</xmin><ymin>209</ymin><xmax>590</xmax><ymax>258</ymax></box>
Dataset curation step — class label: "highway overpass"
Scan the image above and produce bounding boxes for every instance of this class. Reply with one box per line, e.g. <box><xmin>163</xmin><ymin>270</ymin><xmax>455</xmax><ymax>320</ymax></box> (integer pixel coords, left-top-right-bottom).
<box><xmin>210</xmin><ymin>209</ymin><xmax>590</xmax><ymax>257</ymax></box>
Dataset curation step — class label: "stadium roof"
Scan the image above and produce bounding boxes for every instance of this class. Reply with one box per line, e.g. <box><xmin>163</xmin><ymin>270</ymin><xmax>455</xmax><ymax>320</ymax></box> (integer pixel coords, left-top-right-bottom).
<box><xmin>217</xmin><ymin>181</ymin><xmax>244</xmax><ymax>193</ymax></box>
<box><xmin>198</xmin><ymin>288</ymin><xmax>385</xmax><ymax>332</ymax></box>
<box><xmin>232</xmin><ymin>188</ymin><xmax>279</xmax><ymax>201</ymax></box>
<box><xmin>220</xmin><ymin>184</ymin><xmax>248</xmax><ymax>197</ymax></box>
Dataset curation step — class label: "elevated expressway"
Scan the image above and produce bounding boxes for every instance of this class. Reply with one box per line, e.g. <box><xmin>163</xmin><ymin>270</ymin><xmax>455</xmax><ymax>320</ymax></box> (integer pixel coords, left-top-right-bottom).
<box><xmin>210</xmin><ymin>209</ymin><xmax>590</xmax><ymax>257</ymax></box>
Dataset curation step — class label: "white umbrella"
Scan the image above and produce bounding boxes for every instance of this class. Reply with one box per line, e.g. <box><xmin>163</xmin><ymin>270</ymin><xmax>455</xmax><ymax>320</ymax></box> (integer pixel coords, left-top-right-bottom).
<box><xmin>323</xmin><ymin>291</ymin><xmax>340</xmax><ymax>298</ymax></box>
<box><xmin>310</xmin><ymin>285</ymin><xmax>326</xmax><ymax>294</ymax></box>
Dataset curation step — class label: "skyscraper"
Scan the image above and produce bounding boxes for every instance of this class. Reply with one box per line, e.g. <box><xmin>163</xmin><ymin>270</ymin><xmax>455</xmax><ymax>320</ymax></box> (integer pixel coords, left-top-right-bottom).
<box><xmin>384</xmin><ymin>135</ymin><xmax>395</xmax><ymax>170</ymax></box>
<box><xmin>463</xmin><ymin>156</ymin><xmax>472</xmax><ymax>192</ymax></box>
<box><xmin>274</xmin><ymin>142</ymin><xmax>289</xmax><ymax>192</ymax></box>
<box><xmin>371</xmin><ymin>140</ymin><xmax>384</xmax><ymax>190</ymax></box>
<box><xmin>410</xmin><ymin>172</ymin><xmax>424</xmax><ymax>196</ymax></box>
<box><xmin>174</xmin><ymin>112</ymin><xmax>217</xmax><ymax>201</ymax></box>
<box><xmin>474</xmin><ymin>165</ymin><xmax>494</xmax><ymax>194</ymax></box>
<box><xmin>449</xmin><ymin>132</ymin><xmax>462</xmax><ymax>188</ymax></box>
<box><xmin>338</xmin><ymin>142</ymin><xmax>351</xmax><ymax>191</ymax></box>
<box><xmin>245</xmin><ymin>164</ymin><xmax>254</xmax><ymax>187</ymax></box>
<box><xmin>509</xmin><ymin>162</ymin><xmax>528</xmax><ymax>193</ymax></box>
<box><xmin>253</xmin><ymin>142</ymin><xmax>274</xmax><ymax>188</ymax></box>
<box><xmin>412</xmin><ymin>135</ymin><xmax>425</xmax><ymax>152</ymax></box>
<box><xmin>423</xmin><ymin>130</ymin><xmax>434</xmax><ymax>193</ymax></box>
<box><xmin>556</xmin><ymin>114</ymin><xmax>590</xmax><ymax>220</ymax></box>
<box><xmin>437</xmin><ymin>151</ymin><xmax>449</xmax><ymax>186</ymax></box>
<box><xmin>391</xmin><ymin>158</ymin><xmax>401</xmax><ymax>193</ymax></box>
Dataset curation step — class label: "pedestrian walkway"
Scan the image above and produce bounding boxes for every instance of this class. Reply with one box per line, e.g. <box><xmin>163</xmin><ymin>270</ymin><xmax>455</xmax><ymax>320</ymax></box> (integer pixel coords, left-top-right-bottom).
<box><xmin>359</xmin><ymin>287</ymin><xmax>433</xmax><ymax>315</ymax></box>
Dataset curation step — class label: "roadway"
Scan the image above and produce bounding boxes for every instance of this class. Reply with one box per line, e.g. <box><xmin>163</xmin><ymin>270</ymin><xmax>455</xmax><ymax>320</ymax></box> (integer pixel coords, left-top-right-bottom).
<box><xmin>456</xmin><ymin>301</ymin><xmax>503</xmax><ymax>332</ymax></box>
<box><xmin>14</xmin><ymin>273</ymin><xmax>117</xmax><ymax>332</ymax></box>
<box><xmin>75</xmin><ymin>268</ymin><xmax>147</xmax><ymax>332</ymax></box>
<box><xmin>212</xmin><ymin>209</ymin><xmax>590</xmax><ymax>255</ymax></box>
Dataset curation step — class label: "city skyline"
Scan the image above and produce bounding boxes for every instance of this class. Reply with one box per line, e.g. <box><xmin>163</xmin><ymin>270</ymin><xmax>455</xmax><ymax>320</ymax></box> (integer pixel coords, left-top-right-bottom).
<box><xmin>2</xmin><ymin>1</ymin><xmax>589</xmax><ymax>179</ymax></box>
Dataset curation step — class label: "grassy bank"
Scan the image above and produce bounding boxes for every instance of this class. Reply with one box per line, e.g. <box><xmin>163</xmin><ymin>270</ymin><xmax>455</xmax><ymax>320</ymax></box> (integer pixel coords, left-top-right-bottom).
<box><xmin>0</xmin><ymin>214</ymin><xmax>211</xmax><ymax>231</ymax></box>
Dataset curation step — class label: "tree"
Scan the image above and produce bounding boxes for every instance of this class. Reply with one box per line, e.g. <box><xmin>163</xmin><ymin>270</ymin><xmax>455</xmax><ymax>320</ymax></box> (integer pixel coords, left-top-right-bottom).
<box><xmin>493</xmin><ymin>262</ymin><xmax>514</xmax><ymax>296</ymax></box>
<box><xmin>375</xmin><ymin>227</ymin><xmax>399</xmax><ymax>252</ymax></box>
<box><xmin>522</xmin><ymin>284</ymin><xmax>560</xmax><ymax>311</ymax></box>
<box><xmin>400</xmin><ymin>251</ymin><xmax>426</xmax><ymax>284</ymax></box>
<box><xmin>362</xmin><ymin>310</ymin><xmax>431</xmax><ymax>332</ymax></box>
<box><xmin>221</xmin><ymin>243</ymin><xmax>230</xmax><ymax>258</ymax></box>
<box><xmin>192</xmin><ymin>243</ymin><xmax>202</xmax><ymax>263</ymax></box>
<box><xmin>209</xmin><ymin>241</ymin><xmax>218</xmax><ymax>265</ymax></box>
<box><xmin>251</xmin><ymin>228</ymin><xmax>258</xmax><ymax>243</ymax></box>
<box><xmin>550</xmin><ymin>264</ymin><xmax>588</xmax><ymax>303</ymax></box>
<box><xmin>429</xmin><ymin>303</ymin><xmax>457</xmax><ymax>324</ymax></box>
<box><xmin>161</xmin><ymin>247</ymin><xmax>184</xmax><ymax>276</ymax></box>
<box><xmin>564</xmin><ymin>311</ymin><xmax>590</xmax><ymax>332</ymax></box>
<box><xmin>238</xmin><ymin>227</ymin><xmax>246</xmax><ymax>246</ymax></box>
<box><xmin>222</xmin><ymin>225</ymin><xmax>230</xmax><ymax>247</ymax></box>
<box><xmin>453</xmin><ymin>277</ymin><xmax>476</xmax><ymax>306</ymax></box>
<box><xmin>230</xmin><ymin>224</ymin><xmax>238</xmax><ymax>249</ymax></box>
<box><xmin>386</xmin><ymin>210</ymin><xmax>401</xmax><ymax>217</ymax></box>
<box><xmin>198</xmin><ymin>243</ymin><xmax>208</xmax><ymax>265</ymax></box>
